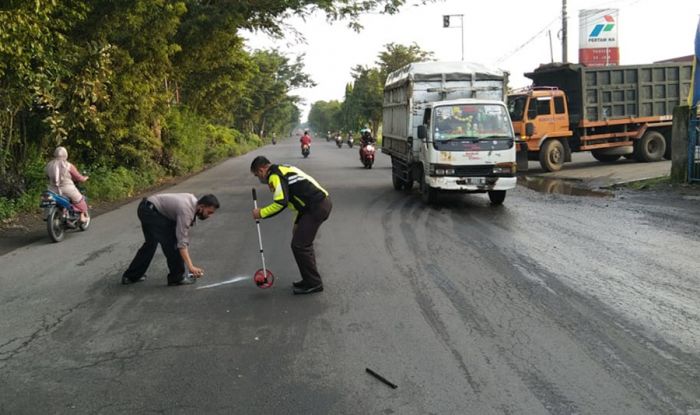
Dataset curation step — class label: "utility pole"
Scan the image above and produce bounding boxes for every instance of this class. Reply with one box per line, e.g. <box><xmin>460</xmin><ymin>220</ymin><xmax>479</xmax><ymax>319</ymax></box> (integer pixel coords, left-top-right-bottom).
<box><xmin>562</xmin><ymin>0</ymin><xmax>568</xmax><ymax>62</ymax></box>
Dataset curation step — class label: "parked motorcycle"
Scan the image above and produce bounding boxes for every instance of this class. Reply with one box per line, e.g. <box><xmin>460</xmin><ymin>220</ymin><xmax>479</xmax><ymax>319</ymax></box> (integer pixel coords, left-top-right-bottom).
<box><xmin>360</xmin><ymin>143</ymin><xmax>376</xmax><ymax>169</ymax></box>
<box><xmin>301</xmin><ymin>143</ymin><xmax>311</xmax><ymax>158</ymax></box>
<box><xmin>40</xmin><ymin>190</ymin><xmax>91</xmax><ymax>242</ymax></box>
<box><xmin>347</xmin><ymin>136</ymin><xmax>354</xmax><ymax>148</ymax></box>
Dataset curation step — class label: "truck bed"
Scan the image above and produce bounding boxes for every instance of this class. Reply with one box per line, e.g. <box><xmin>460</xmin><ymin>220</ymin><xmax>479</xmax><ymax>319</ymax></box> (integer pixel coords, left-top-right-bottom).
<box><xmin>526</xmin><ymin>63</ymin><xmax>693</xmax><ymax>124</ymax></box>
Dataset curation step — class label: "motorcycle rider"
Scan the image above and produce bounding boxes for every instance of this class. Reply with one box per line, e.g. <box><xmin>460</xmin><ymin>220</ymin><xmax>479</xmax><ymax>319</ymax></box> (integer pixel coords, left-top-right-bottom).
<box><xmin>45</xmin><ymin>146</ymin><xmax>89</xmax><ymax>223</ymax></box>
<box><xmin>360</xmin><ymin>130</ymin><xmax>375</xmax><ymax>146</ymax></box>
<box><xmin>359</xmin><ymin>130</ymin><xmax>376</xmax><ymax>164</ymax></box>
<box><xmin>334</xmin><ymin>131</ymin><xmax>343</xmax><ymax>147</ymax></box>
<box><xmin>346</xmin><ymin>131</ymin><xmax>354</xmax><ymax>146</ymax></box>
<box><xmin>300</xmin><ymin>130</ymin><xmax>312</xmax><ymax>152</ymax></box>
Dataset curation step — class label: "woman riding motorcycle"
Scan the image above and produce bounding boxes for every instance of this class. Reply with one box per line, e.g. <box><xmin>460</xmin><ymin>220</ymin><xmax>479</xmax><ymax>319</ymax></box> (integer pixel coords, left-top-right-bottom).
<box><xmin>45</xmin><ymin>146</ymin><xmax>89</xmax><ymax>223</ymax></box>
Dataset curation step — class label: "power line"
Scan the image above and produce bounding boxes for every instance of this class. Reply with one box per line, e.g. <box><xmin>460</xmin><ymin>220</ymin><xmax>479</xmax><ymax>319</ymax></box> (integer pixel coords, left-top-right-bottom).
<box><xmin>494</xmin><ymin>0</ymin><xmax>643</xmax><ymax>65</ymax></box>
<box><xmin>494</xmin><ymin>16</ymin><xmax>559</xmax><ymax>64</ymax></box>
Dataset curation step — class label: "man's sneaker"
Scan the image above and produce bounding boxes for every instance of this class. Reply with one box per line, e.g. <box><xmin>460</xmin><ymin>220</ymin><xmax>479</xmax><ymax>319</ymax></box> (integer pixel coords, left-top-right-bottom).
<box><xmin>122</xmin><ymin>275</ymin><xmax>146</xmax><ymax>285</ymax></box>
<box><xmin>168</xmin><ymin>274</ymin><xmax>197</xmax><ymax>286</ymax></box>
<box><xmin>293</xmin><ymin>284</ymin><xmax>323</xmax><ymax>295</ymax></box>
<box><xmin>292</xmin><ymin>280</ymin><xmax>307</xmax><ymax>288</ymax></box>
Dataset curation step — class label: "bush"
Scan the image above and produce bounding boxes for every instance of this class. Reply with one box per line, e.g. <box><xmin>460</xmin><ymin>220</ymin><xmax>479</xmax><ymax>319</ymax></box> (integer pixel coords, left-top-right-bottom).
<box><xmin>164</xmin><ymin>107</ymin><xmax>262</xmax><ymax>171</ymax></box>
<box><xmin>1</xmin><ymin>108</ymin><xmax>264</xmax><ymax>223</ymax></box>
<box><xmin>84</xmin><ymin>165</ymin><xmax>161</xmax><ymax>201</ymax></box>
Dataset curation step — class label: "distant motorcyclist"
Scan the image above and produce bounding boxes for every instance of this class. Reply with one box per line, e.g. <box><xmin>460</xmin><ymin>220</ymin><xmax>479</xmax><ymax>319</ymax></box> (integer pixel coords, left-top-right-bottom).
<box><xmin>346</xmin><ymin>131</ymin><xmax>355</xmax><ymax>148</ymax></box>
<box><xmin>300</xmin><ymin>131</ymin><xmax>312</xmax><ymax>149</ymax></box>
<box><xmin>334</xmin><ymin>131</ymin><xmax>343</xmax><ymax>148</ymax></box>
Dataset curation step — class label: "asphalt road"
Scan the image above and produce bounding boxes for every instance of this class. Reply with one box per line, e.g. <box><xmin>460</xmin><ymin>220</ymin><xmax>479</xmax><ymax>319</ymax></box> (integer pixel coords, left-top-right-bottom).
<box><xmin>1</xmin><ymin>137</ymin><xmax>699</xmax><ymax>414</ymax></box>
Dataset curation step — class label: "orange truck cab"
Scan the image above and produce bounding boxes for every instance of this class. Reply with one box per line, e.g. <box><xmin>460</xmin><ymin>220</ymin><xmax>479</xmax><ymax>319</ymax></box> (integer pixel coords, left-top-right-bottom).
<box><xmin>509</xmin><ymin>87</ymin><xmax>573</xmax><ymax>171</ymax></box>
<box><xmin>508</xmin><ymin>63</ymin><xmax>692</xmax><ymax>172</ymax></box>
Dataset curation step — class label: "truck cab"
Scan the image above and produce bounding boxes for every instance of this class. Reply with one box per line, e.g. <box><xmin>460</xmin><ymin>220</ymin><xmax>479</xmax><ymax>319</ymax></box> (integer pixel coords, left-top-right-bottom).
<box><xmin>507</xmin><ymin>87</ymin><xmax>573</xmax><ymax>171</ymax></box>
<box><xmin>414</xmin><ymin>99</ymin><xmax>517</xmax><ymax>204</ymax></box>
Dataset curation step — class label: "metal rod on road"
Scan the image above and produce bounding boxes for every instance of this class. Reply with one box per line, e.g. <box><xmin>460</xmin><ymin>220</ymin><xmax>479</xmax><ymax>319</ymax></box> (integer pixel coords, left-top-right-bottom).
<box><xmin>365</xmin><ymin>367</ymin><xmax>398</xmax><ymax>389</ymax></box>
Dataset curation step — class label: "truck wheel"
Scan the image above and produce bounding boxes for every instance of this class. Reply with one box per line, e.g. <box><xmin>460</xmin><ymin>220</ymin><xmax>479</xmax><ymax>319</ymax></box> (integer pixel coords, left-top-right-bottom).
<box><xmin>634</xmin><ymin>131</ymin><xmax>666</xmax><ymax>162</ymax></box>
<box><xmin>539</xmin><ymin>139</ymin><xmax>565</xmax><ymax>172</ymax></box>
<box><xmin>420</xmin><ymin>173</ymin><xmax>438</xmax><ymax>204</ymax></box>
<box><xmin>392</xmin><ymin>174</ymin><xmax>404</xmax><ymax>190</ymax></box>
<box><xmin>404</xmin><ymin>173</ymin><xmax>414</xmax><ymax>191</ymax></box>
<box><xmin>488</xmin><ymin>190</ymin><xmax>506</xmax><ymax>205</ymax></box>
<box><xmin>591</xmin><ymin>150</ymin><xmax>621</xmax><ymax>163</ymax></box>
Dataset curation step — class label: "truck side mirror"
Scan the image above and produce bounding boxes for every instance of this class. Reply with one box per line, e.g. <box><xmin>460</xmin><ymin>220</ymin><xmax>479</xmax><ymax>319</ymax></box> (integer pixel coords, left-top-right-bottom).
<box><xmin>525</xmin><ymin>122</ymin><xmax>534</xmax><ymax>137</ymax></box>
<box><xmin>417</xmin><ymin>125</ymin><xmax>427</xmax><ymax>140</ymax></box>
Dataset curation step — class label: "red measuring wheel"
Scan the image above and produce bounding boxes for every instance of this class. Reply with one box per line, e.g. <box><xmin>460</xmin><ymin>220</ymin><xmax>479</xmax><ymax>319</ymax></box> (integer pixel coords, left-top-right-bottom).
<box><xmin>253</xmin><ymin>268</ymin><xmax>274</xmax><ymax>289</ymax></box>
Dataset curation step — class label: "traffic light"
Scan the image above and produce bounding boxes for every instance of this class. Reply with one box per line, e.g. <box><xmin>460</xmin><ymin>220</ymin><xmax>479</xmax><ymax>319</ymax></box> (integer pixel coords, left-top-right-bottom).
<box><xmin>443</xmin><ymin>15</ymin><xmax>450</xmax><ymax>28</ymax></box>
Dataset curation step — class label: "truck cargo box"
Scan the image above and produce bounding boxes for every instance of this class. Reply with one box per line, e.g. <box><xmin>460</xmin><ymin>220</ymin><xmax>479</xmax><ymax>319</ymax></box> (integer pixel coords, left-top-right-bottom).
<box><xmin>525</xmin><ymin>63</ymin><xmax>693</xmax><ymax>124</ymax></box>
<box><xmin>383</xmin><ymin>62</ymin><xmax>508</xmax><ymax>159</ymax></box>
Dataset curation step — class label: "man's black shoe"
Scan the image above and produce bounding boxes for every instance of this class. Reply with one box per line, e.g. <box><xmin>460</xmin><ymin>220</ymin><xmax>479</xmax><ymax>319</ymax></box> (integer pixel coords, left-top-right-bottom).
<box><xmin>293</xmin><ymin>284</ymin><xmax>323</xmax><ymax>295</ymax></box>
<box><xmin>168</xmin><ymin>274</ymin><xmax>197</xmax><ymax>286</ymax></box>
<box><xmin>292</xmin><ymin>280</ymin><xmax>307</xmax><ymax>288</ymax></box>
<box><xmin>122</xmin><ymin>275</ymin><xmax>146</xmax><ymax>285</ymax></box>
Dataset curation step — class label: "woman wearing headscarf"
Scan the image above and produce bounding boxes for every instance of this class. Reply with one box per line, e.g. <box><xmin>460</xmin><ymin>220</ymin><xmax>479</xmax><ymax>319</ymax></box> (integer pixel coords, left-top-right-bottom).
<box><xmin>45</xmin><ymin>146</ymin><xmax>90</xmax><ymax>223</ymax></box>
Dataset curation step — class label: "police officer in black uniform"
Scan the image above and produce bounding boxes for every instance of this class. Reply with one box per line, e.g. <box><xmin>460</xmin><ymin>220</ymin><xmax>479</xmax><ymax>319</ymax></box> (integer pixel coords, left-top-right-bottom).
<box><xmin>250</xmin><ymin>156</ymin><xmax>332</xmax><ymax>294</ymax></box>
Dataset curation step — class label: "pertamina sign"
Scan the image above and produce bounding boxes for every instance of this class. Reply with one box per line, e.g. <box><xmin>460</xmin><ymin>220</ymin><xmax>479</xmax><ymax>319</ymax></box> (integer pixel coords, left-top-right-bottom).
<box><xmin>579</xmin><ymin>9</ymin><xmax>619</xmax><ymax>66</ymax></box>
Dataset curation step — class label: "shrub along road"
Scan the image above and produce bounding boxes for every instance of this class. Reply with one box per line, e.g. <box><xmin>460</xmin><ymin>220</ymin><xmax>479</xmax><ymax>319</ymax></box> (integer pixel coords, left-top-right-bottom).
<box><xmin>1</xmin><ymin>137</ymin><xmax>699</xmax><ymax>413</ymax></box>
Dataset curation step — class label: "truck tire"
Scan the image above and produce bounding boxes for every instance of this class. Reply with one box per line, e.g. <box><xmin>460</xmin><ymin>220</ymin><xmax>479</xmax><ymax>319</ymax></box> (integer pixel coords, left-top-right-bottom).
<box><xmin>392</xmin><ymin>173</ymin><xmax>404</xmax><ymax>190</ymax></box>
<box><xmin>420</xmin><ymin>173</ymin><xmax>438</xmax><ymax>204</ymax></box>
<box><xmin>488</xmin><ymin>190</ymin><xmax>506</xmax><ymax>205</ymax></box>
<box><xmin>539</xmin><ymin>139</ymin><xmax>565</xmax><ymax>172</ymax></box>
<box><xmin>404</xmin><ymin>171</ymin><xmax>414</xmax><ymax>191</ymax></box>
<box><xmin>634</xmin><ymin>131</ymin><xmax>666</xmax><ymax>162</ymax></box>
<box><xmin>591</xmin><ymin>150</ymin><xmax>621</xmax><ymax>163</ymax></box>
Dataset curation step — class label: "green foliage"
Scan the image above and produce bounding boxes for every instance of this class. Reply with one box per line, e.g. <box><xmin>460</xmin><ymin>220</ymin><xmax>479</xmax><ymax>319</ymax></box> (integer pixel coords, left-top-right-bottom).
<box><xmin>376</xmin><ymin>42</ymin><xmax>434</xmax><ymax>84</ymax></box>
<box><xmin>84</xmin><ymin>165</ymin><xmax>160</xmax><ymax>201</ymax></box>
<box><xmin>0</xmin><ymin>0</ymin><xmax>437</xmax><ymax>223</ymax></box>
<box><xmin>308</xmin><ymin>100</ymin><xmax>343</xmax><ymax>134</ymax></box>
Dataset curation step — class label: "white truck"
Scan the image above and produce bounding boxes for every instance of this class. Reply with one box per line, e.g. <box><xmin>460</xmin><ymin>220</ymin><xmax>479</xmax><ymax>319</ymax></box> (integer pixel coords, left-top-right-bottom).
<box><xmin>382</xmin><ymin>61</ymin><xmax>517</xmax><ymax>204</ymax></box>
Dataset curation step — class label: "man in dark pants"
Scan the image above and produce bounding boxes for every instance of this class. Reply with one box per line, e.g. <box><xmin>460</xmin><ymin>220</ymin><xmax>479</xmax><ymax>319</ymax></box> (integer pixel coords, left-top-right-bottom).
<box><xmin>250</xmin><ymin>156</ymin><xmax>332</xmax><ymax>294</ymax></box>
<box><xmin>122</xmin><ymin>193</ymin><xmax>219</xmax><ymax>286</ymax></box>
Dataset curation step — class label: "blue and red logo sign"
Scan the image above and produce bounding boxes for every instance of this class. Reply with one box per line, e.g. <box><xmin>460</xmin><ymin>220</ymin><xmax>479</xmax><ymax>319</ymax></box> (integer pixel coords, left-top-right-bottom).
<box><xmin>590</xmin><ymin>15</ymin><xmax>615</xmax><ymax>37</ymax></box>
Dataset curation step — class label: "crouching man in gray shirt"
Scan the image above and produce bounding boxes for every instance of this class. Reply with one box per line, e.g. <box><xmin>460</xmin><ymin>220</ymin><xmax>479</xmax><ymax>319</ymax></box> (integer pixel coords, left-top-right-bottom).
<box><xmin>122</xmin><ymin>193</ymin><xmax>220</xmax><ymax>286</ymax></box>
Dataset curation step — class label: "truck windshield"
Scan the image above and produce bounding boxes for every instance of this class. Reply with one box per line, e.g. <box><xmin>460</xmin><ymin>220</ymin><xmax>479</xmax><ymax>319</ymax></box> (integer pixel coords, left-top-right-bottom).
<box><xmin>433</xmin><ymin>104</ymin><xmax>511</xmax><ymax>141</ymax></box>
<box><xmin>507</xmin><ymin>96</ymin><xmax>527</xmax><ymax>121</ymax></box>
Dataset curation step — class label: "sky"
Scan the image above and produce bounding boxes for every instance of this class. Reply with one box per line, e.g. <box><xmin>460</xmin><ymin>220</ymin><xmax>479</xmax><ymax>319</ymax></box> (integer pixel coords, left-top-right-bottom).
<box><xmin>243</xmin><ymin>0</ymin><xmax>700</xmax><ymax>121</ymax></box>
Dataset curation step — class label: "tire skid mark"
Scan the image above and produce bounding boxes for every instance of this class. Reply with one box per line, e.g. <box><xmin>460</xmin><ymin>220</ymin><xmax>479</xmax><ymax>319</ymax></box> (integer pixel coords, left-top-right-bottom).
<box><xmin>77</xmin><ymin>243</ymin><xmax>116</xmax><ymax>267</ymax></box>
<box><xmin>417</xmin><ymin>216</ymin><xmax>582</xmax><ymax>414</ymax></box>
<box><xmin>457</xmin><ymin>213</ymin><xmax>700</xmax><ymax>414</ymax></box>
<box><xmin>381</xmin><ymin>197</ymin><xmax>482</xmax><ymax>395</ymax></box>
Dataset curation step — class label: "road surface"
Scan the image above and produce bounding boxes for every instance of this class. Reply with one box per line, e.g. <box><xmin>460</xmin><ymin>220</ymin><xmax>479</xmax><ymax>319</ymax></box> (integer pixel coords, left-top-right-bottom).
<box><xmin>1</xmin><ymin>137</ymin><xmax>699</xmax><ymax>414</ymax></box>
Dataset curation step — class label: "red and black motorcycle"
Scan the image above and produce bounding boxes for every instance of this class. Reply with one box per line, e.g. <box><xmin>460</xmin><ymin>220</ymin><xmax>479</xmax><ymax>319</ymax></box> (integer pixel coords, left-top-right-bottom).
<box><xmin>359</xmin><ymin>143</ymin><xmax>375</xmax><ymax>169</ymax></box>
